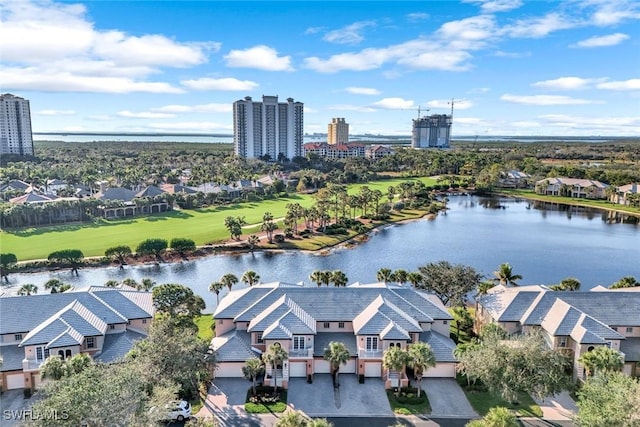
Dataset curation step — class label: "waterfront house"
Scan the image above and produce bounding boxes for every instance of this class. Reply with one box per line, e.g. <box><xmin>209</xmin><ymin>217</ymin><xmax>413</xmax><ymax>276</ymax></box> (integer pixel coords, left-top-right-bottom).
<box><xmin>610</xmin><ymin>183</ymin><xmax>639</xmax><ymax>206</ymax></box>
<box><xmin>475</xmin><ymin>285</ymin><xmax>640</xmax><ymax>380</ymax></box>
<box><xmin>498</xmin><ymin>170</ymin><xmax>531</xmax><ymax>189</ymax></box>
<box><xmin>535</xmin><ymin>177</ymin><xmax>608</xmax><ymax>199</ymax></box>
<box><xmin>0</xmin><ymin>287</ymin><xmax>154</xmax><ymax>391</ymax></box>
<box><xmin>212</xmin><ymin>282</ymin><xmax>457</xmax><ymax>389</ymax></box>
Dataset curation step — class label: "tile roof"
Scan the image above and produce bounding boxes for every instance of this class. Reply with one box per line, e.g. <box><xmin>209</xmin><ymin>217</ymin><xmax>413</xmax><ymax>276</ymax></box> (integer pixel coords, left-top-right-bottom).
<box><xmin>313</xmin><ymin>333</ymin><xmax>358</xmax><ymax>357</ymax></box>
<box><xmin>95</xmin><ymin>330</ymin><xmax>147</xmax><ymax>363</ymax></box>
<box><xmin>380</xmin><ymin>322</ymin><xmax>410</xmax><ymax>340</ymax></box>
<box><xmin>95</xmin><ymin>187</ymin><xmax>137</xmax><ymax>201</ymax></box>
<box><xmin>0</xmin><ymin>345</ymin><xmax>25</xmax><ymax>372</ymax></box>
<box><xmin>620</xmin><ymin>337</ymin><xmax>640</xmax><ymax>362</ymax></box>
<box><xmin>212</xmin><ymin>329</ymin><xmax>259</xmax><ymax>362</ymax></box>
<box><xmin>419</xmin><ymin>331</ymin><xmax>457</xmax><ymax>363</ymax></box>
<box><xmin>135</xmin><ymin>185</ymin><xmax>165</xmax><ymax>198</ymax></box>
<box><xmin>498</xmin><ymin>292</ymin><xmax>541</xmax><ymax>322</ymax></box>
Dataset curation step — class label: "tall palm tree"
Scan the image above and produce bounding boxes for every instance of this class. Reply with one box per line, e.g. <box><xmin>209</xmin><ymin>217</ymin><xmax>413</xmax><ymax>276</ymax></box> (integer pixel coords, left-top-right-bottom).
<box><xmin>310</xmin><ymin>270</ymin><xmax>323</xmax><ymax>287</ymax></box>
<box><xmin>220</xmin><ymin>273</ymin><xmax>238</xmax><ymax>292</ymax></box>
<box><xmin>247</xmin><ymin>235</ymin><xmax>260</xmax><ymax>252</ymax></box>
<box><xmin>493</xmin><ymin>263</ymin><xmax>522</xmax><ymax>287</ymax></box>
<box><xmin>262</xmin><ymin>343</ymin><xmax>288</xmax><ymax>396</ymax></box>
<box><xmin>330</xmin><ymin>270</ymin><xmax>348</xmax><ymax>287</ymax></box>
<box><xmin>241</xmin><ymin>270</ymin><xmax>261</xmax><ymax>287</ymax></box>
<box><xmin>407</xmin><ymin>272</ymin><xmax>422</xmax><ymax>288</ymax></box>
<box><xmin>17</xmin><ymin>284</ymin><xmax>38</xmax><ymax>296</ymax></box>
<box><xmin>242</xmin><ymin>357</ymin><xmax>265</xmax><ymax>396</ymax></box>
<box><xmin>383</xmin><ymin>346</ymin><xmax>410</xmax><ymax>397</ymax></box>
<box><xmin>407</xmin><ymin>343</ymin><xmax>436</xmax><ymax>397</ymax></box>
<box><xmin>391</xmin><ymin>269</ymin><xmax>408</xmax><ymax>286</ymax></box>
<box><xmin>377</xmin><ymin>268</ymin><xmax>393</xmax><ymax>283</ymax></box>
<box><xmin>209</xmin><ymin>281</ymin><xmax>224</xmax><ymax>305</ymax></box>
<box><xmin>550</xmin><ymin>277</ymin><xmax>581</xmax><ymax>291</ymax></box>
<box><xmin>323</xmin><ymin>341</ymin><xmax>351</xmax><ymax>388</ymax></box>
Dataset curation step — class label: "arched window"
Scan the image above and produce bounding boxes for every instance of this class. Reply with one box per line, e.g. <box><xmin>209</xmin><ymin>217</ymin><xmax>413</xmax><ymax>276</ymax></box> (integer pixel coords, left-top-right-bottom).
<box><xmin>587</xmin><ymin>346</ymin><xmax>595</xmax><ymax>352</ymax></box>
<box><xmin>389</xmin><ymin>343</ymin><xmax>395</xmax><ymax>347</ymax></box>
<box><xmin>58</xmin><ymin>350</ymin><xmax>64</xmax><ymax>359</ymax></box>
<box><xmin>66</xmin><ymin>349</ymin><xmax>72</xmax><ymax>358</ymax></box>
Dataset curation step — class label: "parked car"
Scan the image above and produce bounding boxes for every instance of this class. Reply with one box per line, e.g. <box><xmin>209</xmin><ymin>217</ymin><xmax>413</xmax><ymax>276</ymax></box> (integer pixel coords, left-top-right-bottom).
<box><xmin>150</xmin><ymin>400</ymin><xmax>192</xmax><ymax>422</ymax></box>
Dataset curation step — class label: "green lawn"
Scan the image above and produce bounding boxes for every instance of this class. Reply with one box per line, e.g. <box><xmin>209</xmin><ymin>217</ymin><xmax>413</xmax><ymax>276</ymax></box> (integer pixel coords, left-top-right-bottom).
<box><xmin>386</xmin><ymin>388</ymin><xmax>432</xmax><ymax>415</ymax></box>
<box><xmin>2</xmin><ymin>177</ymin><xmax>440</xmax><ymax>261</ymax></box>
<box><xmin>194</xmin><ymin>314</ymin><xmax>214</xmax><ymax>342</ymax></box>
<box><xmin>496</xmin><ymin>189</ymin><xmax>640</xmax><ymax>216</ymax></box>
<box><xmin>462</xmin><ymin>389</ymin><xmax>543</xmax><ymax>417</ymax></box>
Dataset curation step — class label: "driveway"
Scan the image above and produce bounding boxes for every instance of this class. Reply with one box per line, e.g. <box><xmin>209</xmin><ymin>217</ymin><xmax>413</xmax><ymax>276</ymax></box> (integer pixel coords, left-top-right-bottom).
<box><xmin>288</xmin><ymin>374</ymin><xmax>393</xmax><ymax>417</ymax></box>
<box><xmin>421</xmin><ymin>378</ymin><xmax>478</xmax><ymax>418</ymax></box>
<box><xmin>533</xmin><ymin>391</ymin><xmax>578</xmax><ymax>422</ymax></box>
<box><xmin>199</xmin><ymin>378</ymin><xmax>266</xmax><ymax>427</ymax></box>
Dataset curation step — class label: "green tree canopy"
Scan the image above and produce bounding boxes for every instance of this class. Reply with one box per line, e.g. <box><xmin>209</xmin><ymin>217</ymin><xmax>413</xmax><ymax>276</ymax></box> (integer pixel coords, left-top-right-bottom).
<box><xmin>575</xmin><ymin>371</ymin><xmax>640</xmax><ymax>427</ymax></box>
<box><xmin>407</xmin><ymin>342</ymin><xmax>436</xmax><ymax>397</ymax></box>
<box><xmin>0</xmin><ymin>252</ymin><xmax>18</xmax><ymax>282</ymax></box>
<box><xmin>243</xmin><ymin>357</ymin><xmax>265</xmax><ymax>396</ymax></box>
<box><xmin>610</xmin><ymin>276</ymin><xmax>639</xmax><ymax>289</ymax></box>
<box><xmin>493</xmin><ymin>263</ymin><xmax>522</xmax><ymax>287</ymax></box>
<box><xmin>417</xmin><ymin>260</ymin><xmax>483</xmax><ymax>306</ymax></box>
<box><xmin>170</xmin><ymin>238</ymin><xmax>196</xmax><ymax>255</ymax></box>
<box><xmin>152</xmin><ymin>283</ymin><xmax>205</xmax><ymax>324</ymax></box>
<box><xmin>323</xmin><ymin>341</ymin><xmax>351</xmax><ymax>387</ymax></box>
<box><xmin>47</xmin><ymin>249</ymin><xmax>84</xmax><ymax>275</ymax></box>
<box><xmin>466</xmin><ymin>406</ymin><xmax>518</xmax><ymax>427</ymax></box>
<box><xmin>578</xmin><ymin>345</ymin><xmax>624</xmax><ymax>377</ymax></box>
<box><xmin>136</xmin><ymin>238</ymin><xmax>168</xmax><ymax>259</ymax></box>
<box><xmin>104</xmin><ymin>245</ymin><xmax>132</xmax><ymax>269</ymax></box>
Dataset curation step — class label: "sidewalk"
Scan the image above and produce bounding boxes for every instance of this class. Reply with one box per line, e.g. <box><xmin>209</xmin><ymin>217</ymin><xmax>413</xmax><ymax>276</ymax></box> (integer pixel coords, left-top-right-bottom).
<box><xmin>532</xmin><ymin>391</ymin><xmax>578</xmax><ymax>423</ymax></box>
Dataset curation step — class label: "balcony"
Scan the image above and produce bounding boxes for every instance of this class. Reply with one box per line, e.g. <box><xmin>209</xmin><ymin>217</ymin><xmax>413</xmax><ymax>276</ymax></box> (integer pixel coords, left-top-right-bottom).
<box><xmin>22</xmin><ymin>359</ymin><xmax>43</xmax><ymax>371</ymax></box>
<box><xmin>288</xmin><ymin>348</ymin><xmax>313</xmax><ymax>358</ymax></box>
<box><xmin>358</xmin><ymin>349</ymin><xmax>383</xmax><ymax>359</ymax></box>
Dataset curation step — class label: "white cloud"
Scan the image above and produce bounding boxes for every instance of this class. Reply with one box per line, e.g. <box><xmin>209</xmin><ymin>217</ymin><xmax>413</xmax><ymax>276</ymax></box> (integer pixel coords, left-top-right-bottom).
<box><xmin>586</xmin><ymin>0</ymin><xmax>640</xmax><ymax>26</ymax></box>
<box><xmin>406</xmin><ymin>13</ymin><xmax>429</xmax><ymax>22</ymax></box>
<box><xmin>493</xmin><ymin>50</ymin><xmax>531</xmax><ymax>58</ymax></box>
<box><xmin>571</xmin><ymin>33</ymin><xmax>630</xmax><ymax>48</ymax></box>
<box><xmin>436</xmin><ymin>15</ymin><xmax>497</xmax><ymax>44</ymax></box>
<box><xmin>181</xmin><ymin>77</ymin><xmax>259</xmax><ymax>91</ymax></box>
<box><xmin>345</xmin><ymin>87</ymin><xmax>381</xmax><ymax>95</ymax></box>
<box><xmin>327</xmin><ymin>104</ymin><xmax>377</xmax><ymax>113</ymax></box>
<box><xmin>151</xmin><ymin>104</ymin><xmax>232</xmax><ymax>113</ymax></box>
<box><xmin>531</xmin><ymin>76</ymin><xmax>606</xmax><ymax>90</ymax></box>
<box><xmin>304</xmin><ymin>26</ymin><xmax>324</xmax><ymax>35</ymax></box>
<box><xmin>323</xmin><ymin>21</ymin><xmax>376</xmax><ymax>45</ymax></box>
<box><xmin>0</xmin><ymin>0</ymin><xmax>214</xmax><ymax>93</ymax></box>
<box><xmin>372</xmin><ymin>98</ymin><xmax>415</xmax><ymax>110</ymax></box>
<box><xmin>464</xmin><ymin>0</ymin><xmax>523</xmax><ymax>13</ymax></box>
<box><xmin>223</xmin><ymin>45</ymin><xmax>294</xmax><ymax>71</ymax></box>
<box><xmin>0</xmin><ymin>67</ymin><xmax>184</xmax><ymax>93</ymax></box>
<box><xmin>117</xmin><ymin>110</ymin><xmax>175</xmax><ymax>119</ymax></box>
<box><xmin>36</xmin><ymin>109</ymin><xmax>76</xmax><ymax>116</ymax></box>
<box><xmin>501</xmin><ymin>94</ymin><xmax>603</xmax><ymax>105</ymax></box>
<box><xmin>596</xmin><ymin>79</ymin><xmax>640</xmax><ymax>90</ymax></box>
<box><xmin>502</xmin><ymin>12</ymin><xmax>577</xmax><ymax>38</ymax></box>
<box><xmin>427</xmin><ymin>99</ymin><xmax>474</xmax><ymax>110</ymax></box>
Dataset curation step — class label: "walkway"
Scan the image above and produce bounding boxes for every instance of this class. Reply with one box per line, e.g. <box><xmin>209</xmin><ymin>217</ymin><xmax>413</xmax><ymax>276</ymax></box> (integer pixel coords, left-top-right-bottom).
<box><xmin>532</xmin><ymin>391</ymin><xmax>578</xmax><ymax>422</ymax></box>
<box><xmin>421</xmin><ymin>378</ymin><xmax>478</xmax><ymax>418</ymax></box>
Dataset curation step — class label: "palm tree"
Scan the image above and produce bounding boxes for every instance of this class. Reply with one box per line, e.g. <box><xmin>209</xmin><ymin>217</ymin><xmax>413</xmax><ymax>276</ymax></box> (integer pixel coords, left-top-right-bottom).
<box><xmin>262</xmin><ymin>343</ymin><xmax>288</xmax><ymax>396</ymax></box>
<box><xmin>104</xmin><ymin>280</ymin><xmax>120</xmax><ymax>288</ymax></box>
<box><xmin>242</xmin><ymin>357</ymin><xmax>265</xmax><ymax>396</ymax></box>
<box><xmin>550</xmin><ymin>277</ymin><xmax>581</xmax><ymax>291</ymax></box>
<box><xmin>121</xmin><ymin>278</ymin><xmax>139</xmax><ymax>288</ymax></box>
<box><xmin>310</xmin><ymin>270</ymin><xmax>324</xmax><ymax>287</ymax></box>
<box><xmin>407</xmin><ymin>272</ymin><xmax>422</xmax><ymax>288</ymax></box>
<box><xmin>610</xmin><ymin>276</ymin><xmax>639</xmax><ymax>289</ymax></box>
<box><xmin>44</xmin><ymin>279</ymin><xmax>66</xmax><ymax>294</ymax></box>
<box><xmin>477</xmin><ymin>280</ymin><xmax>496</xmax><ymax>296</ymax></box>
<box><xmin>377</xmin><ymin>268</ymin><xmax>393</xmax><ymax>283</ymax></box>
<box><xmin>452</xmin><ymin>307</ymin><xmax>473</xmax><ymax>341</ymax></box>
<box><xmin>323</xmin><ymin>341</ymin><xmax>351</xmax><ymax>388</ymax></box>
<box><xmin>138</xmin><ymin>278</ymin><xmax>156</xmax><ymax>291</ymax></box>
<box><xmin>391</xmin><ymin>269</ymin><xmax>408</xmax><ymax>286</ymax></box>
<box><xmin>407</xmin><ymin>343</ymin><xmax>436</xmax><ymax>397</ymax></box>
<box><xmin>241</xmin><ymin>270</ymin><xmax>261</xmax><ymax>287</ymax></box>
<box><xmin>330</xmin><ymin>270</ymin><xmax>348</xmax><ymax>287</ymax></box>
<box><xmin>319</xmin><ymin>270</ymin><xmax>332</xmax><ymax>287</ymax></box>
<box><xmin>220</xmin><ymin>273</ymin><xmax>238</xmax><ymax>292</ymax></box>
<box><xmin>383</xmin><ymin>346</ymin><xmax>410</xmax><ymax>397</ymax></box>
<box><xmin>578</xmin><ymin>346</ymin><xmax>624</xmax><ymax>377</ymax></box>
<box><xmin>209</xmin><ymin>281</ymin><xmax>224</xmax><ymax>305</ymax></box>
<box><xmin>17</xmin><ymin>284</ymin><xmax>38</xmax><ymax>296</ymax></box>
<box><xmin>493</xmin><ymin>263</ymin><xmax>522</xmax><ymax>287</ymax></box>
<box><xmin>247</xmin><ymin>235</ymin><xmax>260</xmax><ymax>252</ymax></box>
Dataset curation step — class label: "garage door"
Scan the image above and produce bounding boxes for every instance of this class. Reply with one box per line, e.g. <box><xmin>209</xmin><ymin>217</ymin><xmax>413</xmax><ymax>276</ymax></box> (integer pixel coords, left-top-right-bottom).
<box><xmin>342</xmin><ymin>359</ymin><xmax>356</xmax><ymax>374</ymax></box>
<box><xmin>364</xmin><ymin>362</ymin><xmax>381</xmax><ymax>377</ymax></box>
<box><xmin>6</xmin><ymin>373</ymin><xmax>25</xmax><ymax>390</ymax></box>
<box><xmin>215</xmin><ymin>362</ymin><xmax>245</xmax><ymax>378</ymax></box>
<box><xmin>422</xmin><ymin>363</ymin><xmax>456</xmax><ymax>378</ymax></box>
<box><xmin>289</xmin><ymin>362</ymin><xmax>307</xmax><ymax>377</ymax></box>
<box><xmin>314</xmin><ymin>360</ymin><xmax>331</xmax><ymax>374</ymax></box>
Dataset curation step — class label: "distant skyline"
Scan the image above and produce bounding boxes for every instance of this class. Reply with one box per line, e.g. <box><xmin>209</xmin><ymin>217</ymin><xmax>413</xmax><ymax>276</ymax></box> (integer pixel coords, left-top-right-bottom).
<box><xmin>2</xmin><ymin>0</ymin><xmax>639</xmax><ymax>137</ymax></box>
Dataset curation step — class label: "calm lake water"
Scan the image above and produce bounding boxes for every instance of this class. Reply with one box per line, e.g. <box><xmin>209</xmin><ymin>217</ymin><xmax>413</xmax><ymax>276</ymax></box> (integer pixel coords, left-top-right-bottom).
<box><xmin>4</xmin><ymin>196</ymin><xmax>639</xmax><ymax>313</ymax></box>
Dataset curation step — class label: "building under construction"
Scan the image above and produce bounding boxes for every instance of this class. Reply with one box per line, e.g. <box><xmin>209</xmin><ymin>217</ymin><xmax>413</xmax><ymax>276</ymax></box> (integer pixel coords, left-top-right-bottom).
<box><xmin>411</xmin><ymin>114</ymin><xmax>452</xmax><ymax>149</ymax></box>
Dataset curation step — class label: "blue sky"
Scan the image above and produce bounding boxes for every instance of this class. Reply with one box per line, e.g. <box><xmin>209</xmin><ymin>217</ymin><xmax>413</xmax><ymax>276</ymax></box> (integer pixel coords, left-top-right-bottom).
<box><xmin>2</xmin><ymin>0</ymin><xmax>639</xmax><ymax>136</ymax></box>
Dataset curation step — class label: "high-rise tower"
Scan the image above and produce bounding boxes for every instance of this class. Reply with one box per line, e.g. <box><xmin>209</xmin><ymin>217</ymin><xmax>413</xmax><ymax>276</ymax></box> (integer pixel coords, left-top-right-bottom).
<box><xmin>233</xmin><ymin>95</ymin><xmax>303</xmax><ymax>160</ymax></box>
<box><xmin>327</xmin><ymin>117</ymin><xmax>349</xmax><ymax>145</ymax></box>
<box><xmin>411</xmin><ymin>114</ymin><xmax>451</xmax><ymax>149</ymax></box>
<box><xmin>0</xmin><ymin>94</ymin><xmax>34</xmax><ymax>157</ymax></box>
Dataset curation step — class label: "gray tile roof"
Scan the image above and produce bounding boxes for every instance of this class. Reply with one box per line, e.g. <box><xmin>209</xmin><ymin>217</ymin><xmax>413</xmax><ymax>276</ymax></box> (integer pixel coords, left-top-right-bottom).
<box><xmin>554</xmin><ymin>307</ymin><xmax>582</xmax><ymax>336</ymax></box>
<box><xmin>0</xmin><ymin>289</ymin><xmax>153</xmax><ymax>336</ymax></box>
<box><xmin>313</xmin><ymin>333</ymin><xmax>358</xmax><ymax>357</ymax></box>
<box><xmin>499</xmin><ymin>292</ymin><xmax>541</xmax><ymax>322</ymax></box>
<box><xmin>95</xmin><ymin>330</ymin><xmax>147</xmax><ymax>363</ymax></box>
<box><xmin>263</xmin><ymin>323</ymin><xmax>292</xmax><ymax>340</ymax></box>
<box><xmin>419</xmin><ymin>331</ymin><xmax>457</xmax><ymax>363</ymax></box>
<box><xmin>212</xmin><ymin>329</ymin><xmax>259</xmax><ymax>362</ymax></box>
<box><xmin>620</xmin><ymin>337</ymin><xmax>640</xmax><ymax>362</ymax></box>
<box><xmin>380</xmin><ymin>322</ymin><xmax>410</xmax><ymax>340</ymax></box>
<box><xmin>47</xmin><ymin>329</ymin><xmax>83</xmax><ymax>348</ymax></box>
<box><xmin>135</xmin><ymin>185</ymin><xmax>165</xmax><ymax>198</ymax></box>
<box><xmin>21</xmin><ymin>319</ymin><xmax>76</xmax><ymax>346</ymax></box>
<box><xmin>95</xmin><ymin>187</ymin><xmax>137</xmax><ymax>201</ymax></box>
<box><xmin>0</xmin><ymin>345</ymin><xmax>24</xmax><ymax>372</ymax></box>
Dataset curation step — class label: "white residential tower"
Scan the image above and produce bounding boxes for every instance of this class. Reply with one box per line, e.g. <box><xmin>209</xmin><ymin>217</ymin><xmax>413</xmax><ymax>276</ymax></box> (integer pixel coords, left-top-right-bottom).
<box><xmin>1</xmin><ymin>94</ymin><xmax>34</xmax><ymax>157</ymax></box>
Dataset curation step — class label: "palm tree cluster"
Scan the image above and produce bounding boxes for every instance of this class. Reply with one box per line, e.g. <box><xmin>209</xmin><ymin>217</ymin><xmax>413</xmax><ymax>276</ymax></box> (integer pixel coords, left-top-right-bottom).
<box><xmin>382</xmin><ymin>342</ymin><xmax>436</xmax><ymax>397</ymax></box>
<box><xmin>309</xmin><ymin>270</ymin><xmax>348</xmax><ymax>287</ymax></box>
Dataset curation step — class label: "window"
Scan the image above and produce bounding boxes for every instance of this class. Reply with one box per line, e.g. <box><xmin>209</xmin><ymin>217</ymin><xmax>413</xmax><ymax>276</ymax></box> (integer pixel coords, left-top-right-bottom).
<box><xmin>389</xmin><ymin>343</ymin><xmax>395</xmax><ymax>347</ymax></box>
<box><xmin>86</xmin><ymin>337</ymin><xmax>95</xmax><ymax>349</ymax></box>
<box><xmin>65</xmin><ymin>349</ymin><xmax>72</xmax><ymax>358</ymax></box>
<box><xmin>627</xmin><ymin>327</ymin><xmax>633</xmax><ymax>333</ymax></box>
<box><xmin>14</xmin><ymin>333</ymin><xmax>22</xmax><ymax>341</ymax></box>
<box><xmin>338</xmin><ymin>322</ymin><xmax>345</xmax><ymax>329</ymax></box>
<box><xmin>256</xmin><ymin>333</ymin><xmax>263</xmax><ymax>344</ymax></box>
<box><xmin>142</xmin><ymin>319</ymin><xmax>147</xmax><ymax>324</ymax></box>
<box><xmin>443</xmin><ymin>320</ymin><xmax>448</xmax><ymax>325</ymax></box>
<box><xmin>109</xmin><ymin>325</ymin><xmax>115</xmax><ymax>330</ymax></box>
<box><xmin>293</xmin><ymin>336</ymin><xmax>305</xmax><ymax>350</ymax></box>
<box><xmin>218</xmin><ymin>319</ymin><xmax>223</xmax><ymax>324</ymax></box>
<box><xmin>58</xmin><ymin>350</ymin><xmax>64</xmax><ymax>358</ymax></box>
<box><xmin>323</xmin><ymin>322</ymin><xmax>330</xmax><ymax>329</ymax></box>
<box><xmin>558</xmin><ymin>337</ymin><xmax>567</xmax><ymax>348</ymax></box>
<box><xmin>35</xmin><ymin>346</ymin><xmax>50</xmax><ymax>362</ymax></box>
<box><xmin>366</xmin><ymin>337</ymin><xmax>378</xmax><ymax>351</ymax></box>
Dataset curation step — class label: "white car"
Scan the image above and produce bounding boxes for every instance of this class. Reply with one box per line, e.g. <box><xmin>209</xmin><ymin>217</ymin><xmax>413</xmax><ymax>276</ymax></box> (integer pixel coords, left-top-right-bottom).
<box><xmin>151</xmin><ymin>400</ymin><xmax>192</xmax><ymax>422</ymax></box>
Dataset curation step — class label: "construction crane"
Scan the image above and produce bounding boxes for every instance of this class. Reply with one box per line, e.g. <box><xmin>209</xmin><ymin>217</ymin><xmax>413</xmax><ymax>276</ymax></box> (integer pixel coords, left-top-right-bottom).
<box><xmin>448</xmin><ymin>98</ymin><xmax>464</xmax><ymax>118</ymax></box>
<box><xmin>402</xmin><ymin>106</ymin><xmax>429</xmax><ymax>119</ymax></box>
